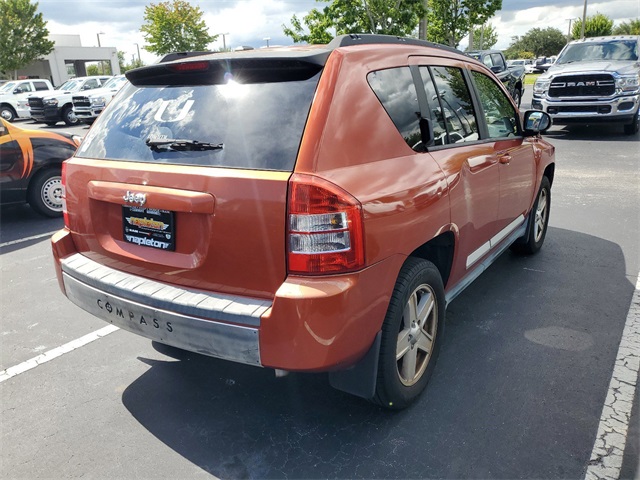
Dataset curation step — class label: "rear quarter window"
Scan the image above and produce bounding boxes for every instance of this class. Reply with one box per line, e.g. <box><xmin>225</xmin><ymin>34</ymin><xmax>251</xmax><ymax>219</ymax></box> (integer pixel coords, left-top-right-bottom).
<box><xmin>76</xmin><ymin>74</ymin><xmax>321</xmax><ymax>171</ymax></box>
<box><xmin>367</xmin><ymin>67</ymin><xmax>422</xmax><ymax>151</ymax></box>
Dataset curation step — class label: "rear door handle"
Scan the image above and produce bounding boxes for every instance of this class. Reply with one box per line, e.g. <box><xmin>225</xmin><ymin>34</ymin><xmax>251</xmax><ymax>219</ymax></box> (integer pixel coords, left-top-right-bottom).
<box><xmin>499</xmin><ymin>155</ymin><xmax>512</xmax><ymax>165</ymax></box>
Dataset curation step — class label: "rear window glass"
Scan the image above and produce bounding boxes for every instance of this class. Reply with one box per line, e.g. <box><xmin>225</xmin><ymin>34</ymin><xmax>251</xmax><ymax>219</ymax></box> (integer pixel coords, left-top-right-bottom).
<box><xmin>76</xmin><ymin>73</ymin><xmax>321</xmax><ymax>171</ymax></box>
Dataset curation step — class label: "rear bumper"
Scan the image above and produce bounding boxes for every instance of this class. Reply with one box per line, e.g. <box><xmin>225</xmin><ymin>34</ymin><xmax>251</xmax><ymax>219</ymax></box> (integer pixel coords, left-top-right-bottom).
<box><xmin>52</xmin><ymin>229</ymin><xmax>401</xmax><ymax>372</ymax></box>
<box><xmin>60</xmin><ymin>253</ymin><xmax>265</xmax><ymax>366</ymax></box>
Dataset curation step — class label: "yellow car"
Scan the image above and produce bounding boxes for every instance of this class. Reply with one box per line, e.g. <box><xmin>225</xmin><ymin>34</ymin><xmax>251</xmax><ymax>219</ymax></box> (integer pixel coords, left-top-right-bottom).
<box><xmin>0</xmin><ymin>119</ymin><xmax>80</xmax><ymax>216</ymax></box>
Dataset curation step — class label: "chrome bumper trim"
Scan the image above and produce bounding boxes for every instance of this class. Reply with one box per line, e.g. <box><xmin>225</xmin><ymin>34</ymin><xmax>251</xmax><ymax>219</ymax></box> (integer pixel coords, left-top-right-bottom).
<box><xmin>60</xmin><ymin>253</ymin><xmax>271</xmax><ymax>366</ymax></box>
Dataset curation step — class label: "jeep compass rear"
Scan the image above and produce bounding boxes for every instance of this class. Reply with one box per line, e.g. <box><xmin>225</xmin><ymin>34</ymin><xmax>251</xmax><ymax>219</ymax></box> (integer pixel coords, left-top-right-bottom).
<box><xmin>53</xmin><ymin>35</ymin><xmax>555</xmax><ymax>409</ymax></box>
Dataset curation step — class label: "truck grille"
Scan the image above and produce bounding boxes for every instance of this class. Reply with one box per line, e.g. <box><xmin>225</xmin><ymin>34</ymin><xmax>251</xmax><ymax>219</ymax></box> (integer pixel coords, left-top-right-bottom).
<box><xmin>72</xmin><ymin>96</ymin><xmax>90</xmax><ymax>107</ymax></box>
<box><xmin>549</xmin><ymin>74</ymin><xmax>615</xmax><ymax>98</ymax></box>
<box><xmin>28</xmin><ymin>97</ymin><xmax>44</xmax><ymax>108</ymax></box>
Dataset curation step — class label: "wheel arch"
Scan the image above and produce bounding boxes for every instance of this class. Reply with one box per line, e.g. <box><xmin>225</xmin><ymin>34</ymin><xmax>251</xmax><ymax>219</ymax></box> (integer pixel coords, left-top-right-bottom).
<box><xmin>0</xmin><ymin>102</ymin><xmax>17</xmax><ymax>116</ymax></box>
<box><xmin>407</xmin><ymin>231</ymin><xmax>455</xmax><ymax>290</ymax></box>
<box><xmin>543</xmin><ymin>162</ymin><xmax>555</xmax><ymax>187</ymax></box>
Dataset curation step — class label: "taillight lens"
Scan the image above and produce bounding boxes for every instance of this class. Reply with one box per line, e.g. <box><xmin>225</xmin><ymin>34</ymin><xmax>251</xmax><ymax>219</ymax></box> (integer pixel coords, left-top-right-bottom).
<box><xmin>61</xmin><ymin>161</ymin><xmax>69</xmax><ymax>228</ymax></box>
<box><xmin>287</xmin><ymin>174</ymin><xmax>365</xmax><ymax>275</ymax></box>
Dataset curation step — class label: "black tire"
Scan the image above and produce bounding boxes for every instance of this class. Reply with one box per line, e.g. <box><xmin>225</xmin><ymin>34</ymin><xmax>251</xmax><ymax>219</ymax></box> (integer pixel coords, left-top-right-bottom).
<box><xmin>511</xmin><ymin>176</ymin><xmax>551</xmax><ymax>255</ymax></box>
<box><xmin>0</xmin><ymin>105</ymin><xmax>16</xmax><ymax>122</ymax></box>
<box><xmin>27</xmin><ymin>168</ymin><xmax>63</xmax><ymax>217</ymax></box>
<box><xmin>372</xmin><ymin>257</ymin><xmax>445</xmax><ymax>410</ymax></box>
<box><xmin>512</xmin><ymin>88</ymin><xmax>522</xmax><ymax>108</ymax></box>
<box><xmin>62</xmin><ymin>106</ymin><xmax>78</xmax><ymax>126</ymax></box>
<box><xmin>623</xmin><ymin>114</ymin><xmax>639</xmax><ymax>135</ymax></box>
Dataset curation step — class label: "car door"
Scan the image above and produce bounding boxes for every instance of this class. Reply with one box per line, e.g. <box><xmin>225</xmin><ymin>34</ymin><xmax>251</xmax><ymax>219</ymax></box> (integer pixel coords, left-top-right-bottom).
<box><xmin>469</xmin><ymin>69</ymin><xmax>535</xmax><ymax>232</ymax></box>
<box><xmin>411</xmin><ymin>59</ymin><xmax>502</xmax><ymax>281</ymax></box>
<box><xmin>0</xmin><ymin>120</ymin><xmax>28</xmax><ymax>203</ymax></box>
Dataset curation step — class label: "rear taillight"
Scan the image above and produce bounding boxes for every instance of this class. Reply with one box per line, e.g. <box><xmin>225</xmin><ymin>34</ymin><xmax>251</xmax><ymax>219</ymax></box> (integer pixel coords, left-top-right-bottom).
<box><xmin>61</xmin><ymin>161</ymin><xmax>69</xmax><ymax>228</ymax></box>
<box><xmin>287</xmin><ymin>174</ymin><xmax>365</xmax><ymax>275</ymax></box>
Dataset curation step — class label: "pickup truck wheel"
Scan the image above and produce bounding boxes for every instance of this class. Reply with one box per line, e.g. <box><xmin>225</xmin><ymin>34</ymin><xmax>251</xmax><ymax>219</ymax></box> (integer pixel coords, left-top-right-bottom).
<box><xmin>0</xmin><ymin>105</ymin><xmax>16</xmax><ymax>122</ymax></box>
<box><xmin>511</xmin><ymin>176</ymin><xmax>551</xmax><ymax>255</ymax></box>
<box><xmin>512</xmin><ymin>89</ymin><xmax>522</xmax><ymax>108</ymax></box>
<box><xmin>62</xmin><ymin>106</ymin><xmax>78</xmax><ymax>126</ymax></box>
<box><xmin>623</xmin><ymin>114</ymin><xmax>639</xmax><ymax>135</ymax></box>
<box><xmin>373</xmin><ymin>258</ymin><xmax>445</xmax><ymax>410</ymax></box>
<box><xmin>27</xmin><ymin>168</ymin><xmax>63</xmax><ymax>217</ymax></box>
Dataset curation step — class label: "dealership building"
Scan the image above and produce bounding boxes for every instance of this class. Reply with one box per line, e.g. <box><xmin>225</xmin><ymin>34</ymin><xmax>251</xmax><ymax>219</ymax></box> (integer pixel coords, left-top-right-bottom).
<box><xmin>15</xmin><ymin>34</ymin><xmax>120</xmax><ymax>86</ymax></box>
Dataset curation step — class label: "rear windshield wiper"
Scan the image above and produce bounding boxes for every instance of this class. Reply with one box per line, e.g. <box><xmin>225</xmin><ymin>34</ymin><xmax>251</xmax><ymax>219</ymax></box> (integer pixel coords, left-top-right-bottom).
<box><xmin>146</xmin><ymin>137</ymin><xmax>224</xmax><ymax>152</ymax></box>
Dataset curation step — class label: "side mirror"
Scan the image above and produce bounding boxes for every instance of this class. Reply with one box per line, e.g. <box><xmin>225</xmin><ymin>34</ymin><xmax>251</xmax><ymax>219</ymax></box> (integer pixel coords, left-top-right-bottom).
<box><xmin>490</xmin><ymin>65</ymin><xmax>503</xmax><ymax>73</ymax></box>
<box><xmin>522</xmin><ymin>110</ymin><xmax>552</xmax><ymax>135</ymax></box>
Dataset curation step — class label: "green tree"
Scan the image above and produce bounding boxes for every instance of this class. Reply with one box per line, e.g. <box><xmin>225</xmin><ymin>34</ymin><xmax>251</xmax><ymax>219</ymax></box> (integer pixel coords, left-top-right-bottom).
<box><xmin>613</xmin><ymin>18</ymin><xmax>640</xmax><ymax>35</ymax></box>
<box><xmin>571</xmin><ymin>13</ymin><xmax>613</xmax><ymax>39</ymax></box>
<box><xmin>117</xmin><ymin>50</ymin><xmax>144</xmax><ymax>73</ymax></box>
<box><xmin>141</xmin><ymin>0</ymin><xmax>217</xmax><ymax>55</ymax></box>
<box><xmin>0</xmin><ymin>0</ymin><xmax>54</xmax><ymax>78</ymax></box>
<box><xmin>427</xmin><ymin>0</ymin><xmax>502</xmax><ymax>47</ymax></box>
<box><xmin>283</xmin><ymin>0</ymin><xmax>426</xmax><ymax>44</ymax></box>
<box><xmin>468</xmin><ymin>23</ymin><xmax>497</xmax><ymax>50</ymax></box>
<box><xmin>505</xmin><ymin>27</ymin><xmax>566</xmax><ymax>58</ymax></box>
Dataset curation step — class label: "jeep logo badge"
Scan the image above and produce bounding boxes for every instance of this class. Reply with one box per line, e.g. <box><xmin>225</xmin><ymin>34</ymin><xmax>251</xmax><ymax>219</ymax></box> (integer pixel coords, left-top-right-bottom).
<box><xmin>123</xmin><ymin>191</ymin><xmax>147</xmax><ymax>206</ymax></box>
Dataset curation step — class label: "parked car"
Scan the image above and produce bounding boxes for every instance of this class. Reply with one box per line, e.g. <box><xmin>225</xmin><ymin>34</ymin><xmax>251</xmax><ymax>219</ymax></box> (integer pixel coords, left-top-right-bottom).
<box><xmin>72</xmin><ymin>75</ymin><xmax>128</xmax><ymax>124</ymax></box>
<box><xmin>28</xmin><ymin>76</ymin><xmax>112</xmax><ymax>126</ymax></box>
<box><xmin>533</xmin><ymin>35</ymin><xmax>640</xmax><ymax>135</ymax></box>
<box><xmin>0</xmin><ymin>118</ymin><xmax>80</xmax><ymax>216</ymax></box>
<box><xmin>467</xmin><ymin>50</ymin><xmax>526</xmax><ymax>106</ymax></box>
<box><xmin>52</xmin><ymin>34</ymin><xmax>555</xmax><ymax>409</ymax></box>
<box><xmin>0</xmin><ymin>78</ymin><xmax>55</xmax><ymax>122</ymax></box>
<box><xmin>508</xmin><ymin>58</ymin><xmax>536</xmax><ymax>74</ymax></box>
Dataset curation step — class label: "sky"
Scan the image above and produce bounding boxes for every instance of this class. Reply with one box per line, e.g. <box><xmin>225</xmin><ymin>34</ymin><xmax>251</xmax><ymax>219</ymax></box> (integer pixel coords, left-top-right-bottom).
<box><xmin>38</xmin><ymin>0</ymin><xmax>640</xmax><ymax>65</ymax></box>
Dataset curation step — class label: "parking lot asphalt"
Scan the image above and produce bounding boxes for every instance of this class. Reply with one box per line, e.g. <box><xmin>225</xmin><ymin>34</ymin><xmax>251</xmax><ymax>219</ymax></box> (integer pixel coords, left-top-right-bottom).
<box><xmin>1</xmin><ymin>88</ymin><xmax>639</xmax><ymax>478</ymax></box>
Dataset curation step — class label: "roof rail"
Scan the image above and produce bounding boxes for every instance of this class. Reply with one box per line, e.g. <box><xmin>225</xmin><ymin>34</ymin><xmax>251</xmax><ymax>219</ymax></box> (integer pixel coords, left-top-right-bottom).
<box><xmin>328</xmin><ymin>34</ymin><xmax>461</xmax><ymax>55</ymax></box>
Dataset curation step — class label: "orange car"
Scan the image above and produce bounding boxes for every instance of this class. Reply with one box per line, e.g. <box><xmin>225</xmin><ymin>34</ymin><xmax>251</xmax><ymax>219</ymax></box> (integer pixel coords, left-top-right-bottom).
<box><xmin>0</xmin><ymin>119</ymin><xmax>80</xmax><ymax>216</ymax></box>
<box><xmin>52</xmin><ymin>35</ymin><xmax>555</xmax><ymax>409</ymax></box>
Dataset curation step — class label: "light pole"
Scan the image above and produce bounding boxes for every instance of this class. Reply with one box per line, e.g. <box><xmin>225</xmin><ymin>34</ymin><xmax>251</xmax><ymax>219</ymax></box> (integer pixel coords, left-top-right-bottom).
<box><xmin>580</xmin><ymin>0</ymin><xmax>588</xmax><ymax>39</ymax></box>
<box><xmin>263</xmin><ymin>37</ymin><xmax>271</xmax><ymax>48</ymax></box>
<box><xmin>134</xmin><ymin>43</ymin><xmax>141</xmax><ymax>63</ymax></box>
<box><xmin>221</xmin><ymin>33</ymin><xmax>229</xmax><ymax>51</ymax></box>
<box><xmin>566</xmin><ymin>18</ymin><xmax>574</xmax><ymax>43</ymax></box>
<box><xmin>97</xmin><ymin>32</ymin><xmax>105</xmax><ymax>74</ymax></box>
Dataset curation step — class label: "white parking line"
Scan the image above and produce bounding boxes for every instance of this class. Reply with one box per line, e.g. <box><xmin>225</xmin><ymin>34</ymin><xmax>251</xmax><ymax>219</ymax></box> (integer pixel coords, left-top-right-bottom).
<box><xmin>0</xmin><ymin>325</ymin><xmax>119</xmax><ymax>383</ymax></box>
<box><xmin>585</xmin><ymin>274</ymin><xmax>640</xmax><ymax>480</ymax></box>
<box><xmin>0</xmin><ymin>231</ymin><xmax>59</xmax><ymax>248</ymax></box>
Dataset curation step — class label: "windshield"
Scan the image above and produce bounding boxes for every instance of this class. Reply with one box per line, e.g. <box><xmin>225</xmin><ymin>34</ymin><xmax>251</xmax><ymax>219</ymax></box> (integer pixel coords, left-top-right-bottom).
<box><xmin>77</xmin><ymin>73</ymin><xmax>321</xmax><ymax>171</ymax></box>
<box><xmin>0</xmin><ymin>82</ymin><xmax>16</xmax><ymax>93</ymax></box>
<box><xmin>102</xmin><ymin>76</ymin><xmax>127</xmax><ymax>89</ymax></box>
<box><xmin>56</xmin><ymin>80</ymin><xmax>79</xmax><ymax>90</ymax></box>
<box><xmin>557</xmin><ymin>40</ymin><xmax>638</xmax><ymax>64</ymax></box>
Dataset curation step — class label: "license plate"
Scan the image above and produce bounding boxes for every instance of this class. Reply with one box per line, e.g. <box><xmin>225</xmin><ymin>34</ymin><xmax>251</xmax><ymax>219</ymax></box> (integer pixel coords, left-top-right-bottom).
<box><xmin>123</xmin><ymin>206</ymin><xmax>175</xmax><ymax>251</ymax></box>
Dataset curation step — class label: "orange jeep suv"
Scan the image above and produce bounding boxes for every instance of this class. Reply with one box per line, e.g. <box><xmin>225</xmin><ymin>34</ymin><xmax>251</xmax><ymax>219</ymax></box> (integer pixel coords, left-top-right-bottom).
<box><xmin>52</xmin><ymin>35</ymin><xmax>555</xmax><ymax>409</ymax></box>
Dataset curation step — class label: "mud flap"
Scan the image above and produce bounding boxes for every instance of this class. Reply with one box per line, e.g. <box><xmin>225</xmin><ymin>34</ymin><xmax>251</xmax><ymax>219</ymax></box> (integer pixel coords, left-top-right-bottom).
<box><xmin>328</xmin><ymin>331</ymin><xmax>381</xmax><ymax>400</ymax></box>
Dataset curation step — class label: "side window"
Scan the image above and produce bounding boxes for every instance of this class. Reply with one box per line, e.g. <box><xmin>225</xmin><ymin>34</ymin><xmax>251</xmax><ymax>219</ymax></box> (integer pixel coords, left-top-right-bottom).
<box><xmin>367</xmin><ymin>67</ymin><xmax>422</xmax><ymax>151</ymax></box>
<box><xmin>33</xmin><ymin>81</ymin><xmax>49</xmax><ymax>91</ymax></box>
<box><xmin>425</xmin><ymin>66</ymin><xmax>479</xmax><ymax>144</ymax></box>
<box><xmin>472</xmin><ymin>71</ymin><xmax>519</xmax><ymax>138</ymax></box>
<box><xmin>482</xmin><ymin>56</ymin><xmax>493</xmax><ymax>68</ymax></box>
<box><xmin>16</xmin><ymin>83</ymin><xmax>33</xmax><ymax>93</ymax></box>
<box><xmin>83</xmin><ymin>79</ymin><xmax>99</xmax><ymax>89</ymax></box>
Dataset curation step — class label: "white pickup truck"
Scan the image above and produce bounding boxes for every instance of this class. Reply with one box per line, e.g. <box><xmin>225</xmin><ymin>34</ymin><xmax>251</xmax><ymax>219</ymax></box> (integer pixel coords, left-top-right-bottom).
<box><xmin>533</xmin><ymin>35</ymin><xmax>640</xmax><ymax>135</ymax></box>
<box><xmin>28</xmin><ymin>76</ymin><xmax>111</xmax><ymax>126</ymax></box>
<box><xmin>0</xmin><ymin>79</ymin><xmax>54</xmax><ymax>122</ymax></box>
<box><xmin>72</xmin><ymin>75</ymin><xmax>128</xmax><ymax>124</ymax></box>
